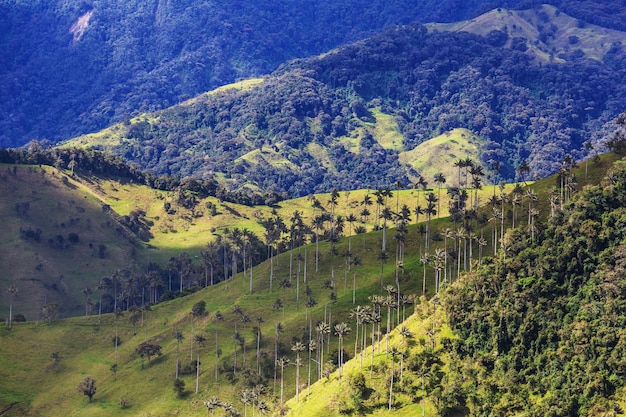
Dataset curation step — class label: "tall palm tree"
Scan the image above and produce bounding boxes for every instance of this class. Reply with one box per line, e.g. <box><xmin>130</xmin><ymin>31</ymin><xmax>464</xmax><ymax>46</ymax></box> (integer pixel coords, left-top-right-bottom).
<box><xmin>398</xmin><ymin>326</ymin><xmax>414</xmax><ymax>382</ymax></box>
<box><xmin>346</xmin><ymin>213</ymin><xmax>357</xmax><ymax>253</ymax></box>
<box><xmin>424</xmin><ymin>193</ymin><xmax>438</xmax><ymax>251</ymax></box>
<box><xmin>312</xmin><ymin>214</ymin><xmax>326</xmax><ymax>273</ymax></box>
<box><xmin>277</xmin><ymin>356</ymin><xmax>290</xmax><ymax>406</ymax></box>
<box><xmin>174</xmin><ymin>330</ymin><xmax>184</xmax><ymax>378</ymax></box>
<box><xmin>381</xmin><ymin>207</ymin><xmax>393</xmax><ymax>252</ymax></box>
<box><xmin>315</xmin><ymin>321</ymin><xmax>330</xmax><ymax>379</ymax></box>
<box><xmin>6</xmin><ymin>283</ymin><xmax>17</xmax><ymax>328</ymax></box>
<box><xmin>240</xmin><ymin>389</ymin><xmax>253</xmax><ymax>417</ymax></box>
<box><xmin>292</xmin><ymin>341</ymin><xmax>306</xmax><ymax>401</ymax></box>
<box><xmin>334</xmin><ymin>322</ymin><xmax>351</xmax><ymax>380</ymax></box>
<box><xmin>307</xmin><ymin>339</ymin><xmax>317</xmax><ymax>397</ymax></box>
<box><xmin>255</xmin><ymin>316</ymin><xmax>264</xmax><ymax>375</ymax></box>
<box><xmin>273</xmin><ymin>322</ymin><xmax>283</xmax><ymax>390</ymax></box>
<box><xmin>453</xmin><ymin>158</ymin><xmax>464</xmax><ymax>187</ymax></box>
<box><xmin>433</xmin><ymin>173</ymin><xmax>446</xmax><ymax>217</ymax></box>
<box><xmin>96</xmin><ymin>279</ymin><xmax>109</xmax><ymax>323</ymax></box>
<box><xmin>388</xmin><ymin>346</ymin><xmax>400</xmax><ymax>410</ymax></box>
<box><xmin>204</xmin><ymin>397</ymin><xmax>222</xmax><ymax>417</ymax></box>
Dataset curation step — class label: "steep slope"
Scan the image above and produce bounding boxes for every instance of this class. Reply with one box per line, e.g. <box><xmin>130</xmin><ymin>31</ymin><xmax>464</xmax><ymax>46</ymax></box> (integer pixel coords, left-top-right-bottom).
<box><xmin>66</xmin><ymin>7</ymin><xmax>626</xmax><ymax>195</ymax></box>
<box><xmin>3</xmin><ymin>150</ymin><xmax>624</xmax><ymax>417</ymax></box>
<box><xmin>0</xmin><ymin>164</ymin><xmax>141</xmax><ymax>319</ymax></box>
<box><xmin>3</xmin><ymin>1</ymin><xmax>626</xmax><ymax>148</ymax></box>
<box><xmin>0</xmin><ymin>0</ymin><xmax>524</xmax><ymax>148</ymax></box>
<box><xmin>283</xmin><ymin>153</ymin><xmax>626</xmax><ymax>416</ymax></box>
<box><xmin>428</xmin><ymin>4</ymin><xmax>626</xmax><ymax>62</ymax></box>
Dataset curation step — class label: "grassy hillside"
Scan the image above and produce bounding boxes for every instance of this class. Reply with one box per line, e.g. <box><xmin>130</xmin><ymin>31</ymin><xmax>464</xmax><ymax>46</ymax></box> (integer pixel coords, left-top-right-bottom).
<box><xmin>428</xmin><ymin>4</ymin><xmax>626</xmax><ymax>62</ymax></box>
<box><xmin>0</xmin><ymin>151</ymin><xmax>507</xmax><ymax>322</ymax></box>
<box><xmin>0</xmin><ymin>207</ymin><xmax>440</xmax><ymax>416</ymax></box>
<box><xmin>1</xmin><ymin>151</ymin><xmax>620</xmax><ymax>416</ymax></box>
<box><xmin>399</xmin><ymin>128</ymin><xmax>483</xmax><ymax>187</ymax></box>
<box><xmin>0</xmin><ymin>165</ymin><xmax>139</xmax><ymax>319</ymax></box>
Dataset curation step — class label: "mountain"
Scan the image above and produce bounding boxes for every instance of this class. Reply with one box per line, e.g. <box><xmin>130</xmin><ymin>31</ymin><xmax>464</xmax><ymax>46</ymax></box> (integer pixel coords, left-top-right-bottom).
<box><xmin>2</xmin><ymin>1</ymin><xmax>626</xmax><ymax>148</ymax></box>
<box><xmin>0</xmin><ymin>0</ymin><xmax>514</xmax><ymax>148</ymax></box>
<box><xmin>2</xmin><ymin>144</ymin><xmax>509</xmax><ymax>320</ymax></box>
<box><xmin>65</xmin><ymin>5</ymin><xmax>626</xmax><ymax>196</ymax></box>
<box><xmin>2</xmin><ymin>149</ymin><xmax>625</xmax><ymax>416</ymax></box>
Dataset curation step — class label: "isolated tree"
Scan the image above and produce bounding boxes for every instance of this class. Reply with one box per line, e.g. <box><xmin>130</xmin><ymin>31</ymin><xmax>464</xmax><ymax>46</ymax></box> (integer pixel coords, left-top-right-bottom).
<box><xmin>136</xmin><ymin>341</ymin><xmax>162</xmax><ymax>365</ymax></box>
<box><xmin>173</xmin><ymin>378</ymin><xmax>185</xmax><ymax>398</ymax></box>
<box><xmin>6</xmin><ymin>283</ymin><xmax>17</xmax><ymax>328</ymax></box>
<box><xmin>78</xmin><ymin>376</ymin><xmax>96</xmax><ymax>402</ymax></box>
<box><xmin>50</xmin><ymin>351</ymin><xmax>62</xmax><ymax>372</ymax></box>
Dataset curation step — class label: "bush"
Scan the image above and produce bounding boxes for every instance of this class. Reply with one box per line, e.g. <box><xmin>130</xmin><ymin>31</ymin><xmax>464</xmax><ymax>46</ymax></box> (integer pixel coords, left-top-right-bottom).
<box><xmin>173</xmin><ymin>378</ymin><xmax>186</xmax><ymax>398</ymax></box>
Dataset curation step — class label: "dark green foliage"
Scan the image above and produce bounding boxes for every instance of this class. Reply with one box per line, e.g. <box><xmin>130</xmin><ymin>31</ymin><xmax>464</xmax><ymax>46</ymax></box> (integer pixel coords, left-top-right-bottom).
<box><xmin>173</xmin><ymin>378</ymin><xmax>186</xmax><ymax>398</ymax></box>
<box><xmin>4</xmin><ymin>0</ymin><xmax>589</xmax><ymax>148</ymax></box>
<box><xmin>135</xmin><ymin>342</ymin><xmax>162</xmax><ymax>364</ymax></box>
<box><xmin>71</xmin><ymin>22</ymin><xmax>626</xmax><ymax>195</ymax></box>
<box><xmin>191</xmin><ymin>300</ymin><xmax>207</xmax><ymax>317</ymax></box>
<box><xmin>77</xmin><ymin>376</ymin><xmax>96</xmax><ymax>402</ymax></box>
<box><xmin>442</xmin><ymin>163</ymin><xmax>626</xmax><ymax>415</ymax></box>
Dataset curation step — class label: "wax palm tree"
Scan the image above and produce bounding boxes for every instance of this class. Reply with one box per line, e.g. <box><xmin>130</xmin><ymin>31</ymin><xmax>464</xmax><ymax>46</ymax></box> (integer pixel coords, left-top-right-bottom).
<box><xmin>240</xmin><ymin>389</ymin><xmax>254</xmax><ymax>417</ymax></box>
<box><xmin>312</xmin><ymin>214</ymin><xmax>326</xmax><ymax>272</ymax></box>
<box><xmin>382</xmin><ymin>291</ymin><xmax>396</xmax><ymax>351</ymax></box>
<box><xmin>334</xmin><ymin>322</ymin><xmax>351</xmax><ymax>380</ymax></box>
<box><xmin>433</xmin><ymin>173</ymin><xmax>446</xmax><ymax>217</ymax></box>
<box><xmin>204</xmin><ymin>397</ymin><xmax>222</xmax><ymax>417</ymax></box>
<box><xmin>174</xmin><ymin>330</ymin><xmax>184</xmax><ymax>378</ymax></box>
<box><xmin>255</xmin><ymin>316</ymin><xmax>264</xmax><ymax>375</ymax></box>
<box><xmin>277</xmin><ymin>357</ymin><xmax>290</xmax><ymax>406</ymax></box>
<box><xmin>349</xmin><ymin>306</ymin><xmax>365</xmax><ymax>358</ymax></box>
<box><xmin>398</xmin><ymin>327</ymin><xmax>413</xmax><ymax>383</ymax></box>
<box><xmin>6</xmin><ymin>283</ymin><xmax>17</xmax><ymax>328</ymax></box>
<box><xmin>346</xmin><ymin>213</ymin><xmax>357</xmax><ymax>253</ymax></box>
<box><xmin>307</xmin><ymin>339</ymin><xmax>317</xmax><ymax>397</ymax></box>
<box><xmin>96</xmin><ymin>279</ymin><xmax>109</xmax><ymax>323</ymax></box>
<box><xmin>292</xmin><ymin>341</ymin><xmax>306</xmax><ymax>401</ymax></box>
<box><xmin>381</xmin><ymin>207</ymin><xmax>393</xmax><ymax>252</ymax></box>
<box><xmin>315</xmin><ymin>321</ymin><xmax>330</xmax><ymax>379</ymax></box>
<box><xmin>424</xmin><ymin>193</ymin><xmax>438</xmax><ymax>251</ymax></box>
<box><xmin>388</xmin><ymin>346</ymin><xmax>400</xmax><ymax>410</ymax></box>
<box><xmin>273</xmin><ymin>322</ymin><xmax>283</xmax><ymax>390</ymax></box>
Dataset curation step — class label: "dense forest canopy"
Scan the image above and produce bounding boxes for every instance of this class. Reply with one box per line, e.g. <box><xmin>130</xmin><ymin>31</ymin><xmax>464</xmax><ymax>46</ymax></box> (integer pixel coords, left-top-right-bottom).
<box><xmin>1</xmin><ymin>0</ymin><xmax>626</xmax><ymax>147</ymax></box>
<box><xmin>443</xmin><ymin>161</ymin><xmax>626</xmax><ymax>415</ymax></box>
<box><xmin>74</xmin><ymin>15</ymin><xmax>626</xmax><ymax>196</ymax></box>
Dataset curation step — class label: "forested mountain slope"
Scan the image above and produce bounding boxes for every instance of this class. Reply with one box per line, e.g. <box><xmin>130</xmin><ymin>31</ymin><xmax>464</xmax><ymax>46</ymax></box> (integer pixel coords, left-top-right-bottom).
<box><xmin>1</xmin><ymin>1</ymin><xmax>625</xmax><ymax>147</ymax></box>
<box><xmin>68</xmin><ymin>6</ymin><xmax>626</xmax><ymax>196</ymax></box>
<box><xmin>0</xmin><ymin>0</ymin><xmax>511</xmax><ymax>147</ymax></box>
<box><xmin>440</xmin><ymin>159</ymin><xmax>626</xmax><ymax>415</ymax></box>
